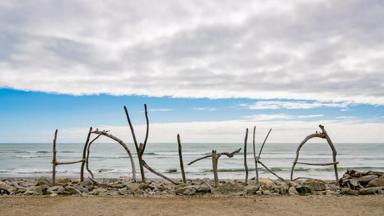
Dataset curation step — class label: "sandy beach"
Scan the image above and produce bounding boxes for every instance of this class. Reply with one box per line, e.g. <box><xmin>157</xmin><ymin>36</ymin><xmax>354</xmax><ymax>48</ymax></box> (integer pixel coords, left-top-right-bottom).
<box><xmin>1</xmin><ymin>196</ymin><xmax>383</xmax><ymax>216</ymax></box>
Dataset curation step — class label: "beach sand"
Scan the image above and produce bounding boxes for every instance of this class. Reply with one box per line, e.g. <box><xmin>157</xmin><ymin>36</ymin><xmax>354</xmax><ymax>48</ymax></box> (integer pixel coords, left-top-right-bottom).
<box><xmin>1</xmin><ymin>196</ymin><xmax>383</xmax><ymax>216</ymax></box>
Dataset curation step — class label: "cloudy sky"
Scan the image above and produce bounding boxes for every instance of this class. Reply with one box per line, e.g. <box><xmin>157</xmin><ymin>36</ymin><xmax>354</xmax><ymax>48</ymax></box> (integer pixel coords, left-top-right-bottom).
<box><xmin>0</xmin><ymin>0</ymin><xmax>383</xmax><ymax>143</ymax></box>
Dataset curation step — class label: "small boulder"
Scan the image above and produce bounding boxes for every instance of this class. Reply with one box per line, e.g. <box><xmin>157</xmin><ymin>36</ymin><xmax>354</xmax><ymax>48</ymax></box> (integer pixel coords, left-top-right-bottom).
<box><xmin>64</xmin><ymin>186</ymin><xmax>82</xmax><ymax>195</ymax></box>
<box><xmin>89</xmin><ymin>187</ymin><xmax>107</xmax><ymax>195</ymax></box>
<box><xmin>118</xmin><ymin>188</ymin><xmax>130</xmax><ymax>195</ymax></box>
<box><xmin>24</xmin><ymin>186</ymin><xmax>48</xmax><ymax>195</ymax></box>
<box><xmin>244</xmin><ymin>184</ymin><xmax>260</xmax><ymax>195</ymax></box>
<box><xmin>303</xmin><ymin>179</ymin><xmax>327</xmax><ymax>191</ymax></box>
<box><xmin>262</xmin><ymin>190</ymin><xmax>271</xmax><ymax>195</ymax></box>
<box><xmin>295</xmin><ymin>185</ymin><xmax>312</xmax><ymax>195</ymax></box>
<box><xmin>195</xmin><ymin>184</ymin><xmax>211</xmax><ymax>193</ymax></box>
<box><xmin>259</xmin><ymin>178</ymin><xmax>274</xmax><ymax>189</ymax></box>
<box><xmin>35</xmin><ymin>177</ymin><xmax>51</xmax><ymax>186</ymax></box>
<box><xmin>47</xmin><ymin>185</ymin><xmax>65</xmax><ymax>195</ymax></box>
<box><xmin>175</xmin><ymin>185</ymin><xmax>196</xmax><ymax>195</ymax></box>
<box><xmin>56</xmin><ymin>177</ymin><xmax>72</xmax><ymax>185</ymax></box>
<box><xmin>126</xmin><ymin>183</ymin><xmax>141</xmax><ymax>193</ymax></box>
<box><xmin>288</xmin><ymin>186</ymin><xmax>299</xmax><ymax>196</ymax></box>
<box><xmin>0</xmin><ymin>181</ymin><xmax>16</xmax><ymax>194</ymax></box>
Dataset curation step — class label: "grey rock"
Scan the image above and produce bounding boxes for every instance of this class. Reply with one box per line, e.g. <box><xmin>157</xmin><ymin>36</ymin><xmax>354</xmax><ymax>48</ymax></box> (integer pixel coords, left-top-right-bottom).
<box><xmin>303</xmin><ymin>179</ymin><xmax>327</xmax><ymax>191</ymax></box>
<box><xmin>89</xmin><ymin>188</ymin><xmax>107</xmax><ymax>195</ymax></box>
<box><xmin>35</xmin><ymin>177</ymin><xmax>51</xmax><ymax>186</ymax></box>
<box><xmin>47</xmin><ymin>185</ymin><xmax>65</xmax><ymax>194</ymax></box>
<box><xmin>0</xmin><ymin>181</ymin><xmax>16</xmax><ymax>194</ymax></box>
<box><xmin>126</xmin><ymin>183</ymin><xmax>141</xmax><ymax>192</ymax></box>
<box><xmin>63</xmin><ymin>186</ymin><xmax>81</xmax><ymax>195</ymax></box>
<box><xmin>56</xmin><ymin>177</ymin><xmax>72</xmax><ymax>185</ymax></box>
<box><xmin>175</xmin><ymin>186</ymin><xmax>196</xmax><ymax>195</ymax></box>
<box><xmin>244</xmin><ymin>185</ymin><xmax>260</xmax><ymax>195</ymax></box>
<box><xmin>24</xmin><ymin>186</ymin><xmax>48</xmax><ymax>195</ymax></box>
<box><xmin>118</xmin><ymin>188</ymin><xmax>130</xmax><ymax>195</ymax></box>
<box><xmin>295</xmin><ymin>185</ymin><xmax>312</xmax><ymax>195</ymax></box>
<box><xmin>262</xmin><ymin>190</ymin><xmax>271</xmax><ymax>195</ymax></box>
<box><xmin>288</xmin><ymin>186</ymin><xmax>299</xmax><ymax>196</ymax></box>
<box><xmin>195</xmin><ymin>184</ymin><xmax>211</xmax><ymax>193</ymax></box>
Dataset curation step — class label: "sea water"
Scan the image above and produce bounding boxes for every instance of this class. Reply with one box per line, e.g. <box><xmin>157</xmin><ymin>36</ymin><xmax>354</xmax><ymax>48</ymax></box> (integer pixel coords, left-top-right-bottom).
<box><xmin>0</xmin><ymin>142</ymin><xmax>383</xmax><ymax>180</ymax></box>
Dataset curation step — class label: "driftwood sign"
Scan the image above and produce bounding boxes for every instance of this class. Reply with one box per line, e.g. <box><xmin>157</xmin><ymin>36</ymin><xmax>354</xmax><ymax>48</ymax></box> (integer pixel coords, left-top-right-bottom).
<box><xmin>51</xmin><ymin>104</ymin><xmax>339</xmax><ymax>188</ymax></box>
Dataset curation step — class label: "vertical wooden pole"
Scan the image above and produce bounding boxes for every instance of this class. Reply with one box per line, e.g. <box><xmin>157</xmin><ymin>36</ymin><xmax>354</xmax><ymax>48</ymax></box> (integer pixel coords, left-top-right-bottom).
<box><xmin>212</xmin><ymin>150</ymin><xmax>218</xmax><ymax>187</ymax></box>
<box><xmin>244</xmin><ymin>128</ymin><xmax>249</xmax><ymax>185</ymax></box>
<box><xmin>80</xmin><ymin>127</ymin><xmax>92</xmax><ymax>182</ymax></box>
<box><xmin>124</xmin><ymin>106</ymin><xmax>146</xmax><ymax>183</ymax></box>
<box><xmin>52</xmin><ymin>129</ymin><xmax>58</xmax><ymax>185</ymax></box>
<box><xmin>177</xmin><ymin>134</ymin><xmax>186</xmax><ymax>183</ymax></box>
<box><xmin>252</xmin><ymin>126</ymin><xmax>259</xmax><ymax>185</ymax></box>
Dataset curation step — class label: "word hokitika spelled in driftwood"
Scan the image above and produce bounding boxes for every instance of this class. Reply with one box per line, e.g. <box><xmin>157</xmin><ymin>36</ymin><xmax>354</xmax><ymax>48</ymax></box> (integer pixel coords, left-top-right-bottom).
<box><xmin>290</xmin><ymin>124</ymin><xmax>339</xmax><ymax>183</ymax></box>
<box><xmin>52</xmin><ymin>104</ymin><xmax>340</xmax><ymax>187</ymax></box>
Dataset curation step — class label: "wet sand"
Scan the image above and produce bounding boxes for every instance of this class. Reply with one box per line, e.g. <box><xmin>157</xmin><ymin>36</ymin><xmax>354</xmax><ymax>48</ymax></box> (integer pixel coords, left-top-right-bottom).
<box><xmin>1</xmin><ymin>196</ymin><xmax>383</xmax><ymax>216</ymax></box>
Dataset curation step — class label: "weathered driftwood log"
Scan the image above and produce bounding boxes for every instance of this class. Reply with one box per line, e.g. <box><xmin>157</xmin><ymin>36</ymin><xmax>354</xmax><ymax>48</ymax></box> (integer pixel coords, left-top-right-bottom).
<box><xmin>188</xmin><ymin>148</ymin><xmax>241</xmax><ymax>187</ymax></box>
<box><xmin>85</xmin><ymin>133</ymin><xmax>103</xmax><ymax>179</ymax></box>
<box><xmin>243</xmin><ymin>128</ymin><xmax>249</xmax><ymax>185</ymax></box>
<box><xmin>80</xmin><ymin>127</ymin><xmax>92</xmax><ymax>182</ymax></box>
<box><xmin>52</xmin><ymin>129</ymin><xmax>58</xmax><ymax>184</ymax></box>
<box><xmin>252</xmin><ymin>126</ymin><xmax>259</xmax><ymax>185</ymax></box>
<box><xmin>290</xmin><ymin>124</ymin><xmax>339</xmax><ymax>183</ymax></box>
<box><xmin>142</xmin><ymin>160</ymin><xmax>177</xmax><ymax>184</ymax></box>
<box><xmin>177</xmin><ymin>134</ymin><xmax>186</xmax><ymax>183</ymax></box>
<box><xmin>257</xmin><ymin>128</ymin><xmax>272</xmax><ymax>160</ymax></box>
<box><xmin>124</xmin><ymin>104</ymin><xmax>176</xmax><ymax>184</ymax></box>
<box><xmin>85</xmin><ymin>130</ymin><xmax>136</xmax><ymax>181</ymax></box>
<box><xmin>212</xmin><ymin>150</ymin><xmax>219</xmax><ymax>187</ymax></box>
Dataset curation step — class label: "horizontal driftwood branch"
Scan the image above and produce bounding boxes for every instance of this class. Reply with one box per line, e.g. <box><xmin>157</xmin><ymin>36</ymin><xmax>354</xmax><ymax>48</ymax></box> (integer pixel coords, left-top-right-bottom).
<box><xmin>295</xmin><ymin>162</ymin><xmax>339</xmax><ymax>166</ymax></box>
<box><xmin>188</xmin><ymin>148</ymin><xmax>241</xmax><ymax>166</ymax></box>
<box><xmin>56</xmin><ymin>159</ymin><xmax>84</xmax><ymax>165</ymax></box>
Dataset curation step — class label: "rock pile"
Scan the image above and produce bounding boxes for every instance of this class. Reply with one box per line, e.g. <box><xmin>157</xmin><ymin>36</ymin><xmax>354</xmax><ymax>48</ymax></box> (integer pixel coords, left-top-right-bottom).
<box><xmin>1</xmin><ymin>171</ymin><xmax>383</xmax><ymax>197</ymax></box>
<box><xmin>0</xmin><ymin>177</ymin><xmax>339</xmax><ymax>197</ymax></box>
<box><xmin>339</xmin><ymin>170</ymin><xmax>384</xmax><ymax>195</ymax></box>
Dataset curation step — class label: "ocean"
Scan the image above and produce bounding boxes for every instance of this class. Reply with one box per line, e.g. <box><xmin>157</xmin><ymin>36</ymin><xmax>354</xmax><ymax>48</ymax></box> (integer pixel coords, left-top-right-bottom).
<box><xmin>0</xmin><ymin>142</ymin><xmax>383</xmax><ymax>180</ymax></box>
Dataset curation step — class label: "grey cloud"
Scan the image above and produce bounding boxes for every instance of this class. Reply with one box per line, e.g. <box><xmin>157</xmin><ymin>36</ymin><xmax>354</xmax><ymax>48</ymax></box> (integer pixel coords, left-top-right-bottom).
<box><xmin>0</xmin><ymin>0</ymin><xmax>384</xmax><ymax>103</ymax></box>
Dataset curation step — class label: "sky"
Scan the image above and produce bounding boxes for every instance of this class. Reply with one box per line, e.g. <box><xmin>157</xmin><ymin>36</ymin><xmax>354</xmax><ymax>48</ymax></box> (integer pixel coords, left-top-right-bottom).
<box><xmin>0</xmin><ymin>0</ymin><xmax>383</xmax><ymax>143</ymax></box>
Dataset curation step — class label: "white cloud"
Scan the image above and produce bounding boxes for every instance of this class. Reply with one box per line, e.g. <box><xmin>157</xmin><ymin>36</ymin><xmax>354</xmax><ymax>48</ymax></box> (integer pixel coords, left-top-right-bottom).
<box><xmin>1</xmin><ymin>0</ymin><xmax>384</xmax><ymax>104</ymax></box>
<box><xmin>243</xmin><ymin>100</ymin><xmax>348</xmax><ymax>110</ymax></box>
<box><xmin>36</xmin><ymin>118</ymin><xmax>384</xmax><ymax>144</ymax></box>
<box><xmin>244</xmin><ymin>114</ymin><xmax>323</xmax><ymax>121</ymax></box>
<box><xmin>336</xmin><ymin>116</ymin><xmax>355</xmax><ymax>119</ymax></box>
<box><xmin>192</xmin><ymin>107</ymin><xmax>217</xmax><ymax>111</ymax></box>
